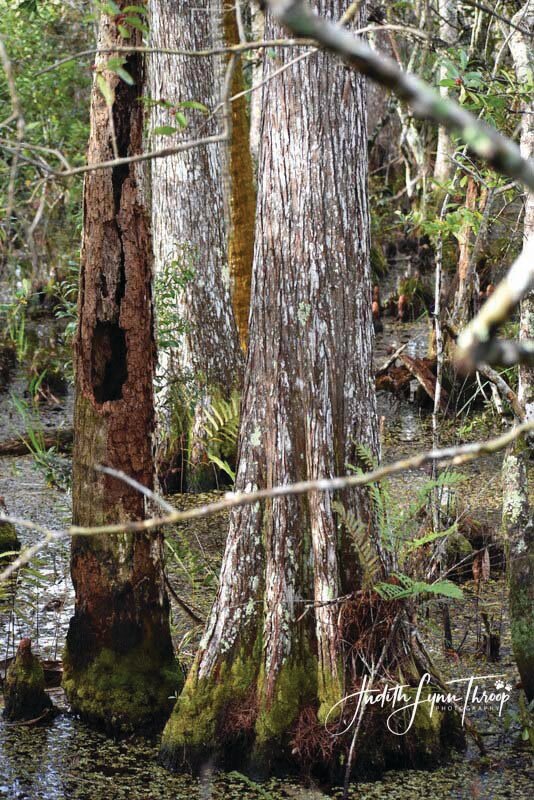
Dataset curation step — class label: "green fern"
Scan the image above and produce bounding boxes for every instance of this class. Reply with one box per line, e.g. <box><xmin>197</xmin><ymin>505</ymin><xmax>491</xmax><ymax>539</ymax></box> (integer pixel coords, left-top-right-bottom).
<box><xmin>202</xmin><ymin>390</ymin><xmax>240</xmax><ymax>458</ymax></box>
<box><xmin>332</xmin><ymin>499</ymin><xmax>380</xmax><ymax>589</ymax></box>
<box><xmin>375</xmin><ymin>573</ymin><xmax>463</xmax><ymax>601</ymax></box>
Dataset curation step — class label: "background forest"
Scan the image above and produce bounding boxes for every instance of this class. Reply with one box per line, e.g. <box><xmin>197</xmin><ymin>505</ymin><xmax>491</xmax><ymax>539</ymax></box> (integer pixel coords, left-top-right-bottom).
<box><xmin>0</xmin><ymin>0</ymin><xmax>533</xmax><ymax>798</ymax></box>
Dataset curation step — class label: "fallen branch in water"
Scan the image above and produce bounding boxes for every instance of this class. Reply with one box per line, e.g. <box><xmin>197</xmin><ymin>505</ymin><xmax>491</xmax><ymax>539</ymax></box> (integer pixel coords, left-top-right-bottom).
<box><xmin>0</xmin><ymin>428</ymin><xmax>73</xmax><ymax>457</ymax></box>
<box><xmin>1</xmin><ymin>420</ymin><xmax>533</xmax><ymax>583</ymax></box>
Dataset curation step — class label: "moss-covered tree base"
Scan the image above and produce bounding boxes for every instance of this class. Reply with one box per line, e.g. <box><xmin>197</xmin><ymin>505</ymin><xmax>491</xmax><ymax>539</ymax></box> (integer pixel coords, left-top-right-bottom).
<box><xmin>3</xmin><ymin>639</ymin><xmax>54</xmax><ymax>722</ymax></box>
<box><xmin>160</xmin><ymin>656</ymin><xmax>465</xmax><ymax>781</ymax></box>
<box><xmin>63</xmin><ymin>645</ymin><xmax>182</xmax><ymax>736</ymax></box>
<box><xmin>0</xmin><ymin>520</ymin><xmax>20</xmax><ymax>556</ymax></box>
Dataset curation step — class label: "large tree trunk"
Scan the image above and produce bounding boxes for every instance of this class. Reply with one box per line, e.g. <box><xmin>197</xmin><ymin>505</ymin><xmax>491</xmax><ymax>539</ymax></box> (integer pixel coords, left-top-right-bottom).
<box><xmin>504</xmin><ymin>0</ymin><xmax>534</xmax><ymax>702</ymax></box>
<box><xmin>160</xmin><ymin>1</ymin><xmax>461</xmax><ymax>778</ymax></box>
<box><xmin>148</xmin><ymin>0</ymin><xmax>243</xmax><ymax>491</ymax></box>
<box><xmin>63</xmin><ymin>3</ymin><xmax>179</xmax><ymax>734</ymax></box>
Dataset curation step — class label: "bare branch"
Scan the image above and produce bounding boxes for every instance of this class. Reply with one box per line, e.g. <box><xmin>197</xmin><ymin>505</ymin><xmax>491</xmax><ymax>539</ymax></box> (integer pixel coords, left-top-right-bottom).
<box><xmin>456</xmin><ymin>237</ymin><xmax>534</xmax><ymax>368</ymax></box>
<box><xmin>462</xmin><ymin>0</ymin><xmax>534</xmax><ymax>37</ymax></box>
<box><xmin>1</xmin><ymin>421</ymin><xmax>532</xmax><ymax>583</ymax></box>
<box><xmin>35</xmin><ymin>26</ymin><xmax>428</xmax><ymax>77</ymax></box>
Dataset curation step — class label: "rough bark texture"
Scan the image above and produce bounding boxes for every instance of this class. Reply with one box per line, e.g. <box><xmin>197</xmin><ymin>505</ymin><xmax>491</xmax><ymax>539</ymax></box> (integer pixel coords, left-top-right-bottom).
<box><xmin>148</xmin><ymin>0</ymin><xmax>243</xmax><ymax>489</ymax></box>
<box><xmin>160</xmin><ymin>1</ymin><xmax>461</xmax><ymax>778</ymax></box>
<box><xmin>434</xmin><ymin>0</ymin><xmax>457</xmax><ymax>183</ymax></box>
<box><xmin>505</xmin><ymin>0</ymin><xmax>534</xmax><ymax>702</ymax></box>
<box><xmin>63</xmin><ymin>4</ymin><xmax>180</xmax><ymax>734</ymax></box>
<box><xmin>222</xmin><ymin>4</ymin><xmax>256</xmax><ymax>352</ymax></box>
<box><xmin>249</xmin><ymin>0</ymin><xmax>265</xmax><ymax>164</ymax></box>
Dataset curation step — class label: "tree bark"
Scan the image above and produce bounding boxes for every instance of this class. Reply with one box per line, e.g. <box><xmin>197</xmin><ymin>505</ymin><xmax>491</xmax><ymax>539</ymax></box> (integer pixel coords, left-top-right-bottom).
<box><xmin>148</xmin><ymin>0</ymin><xmax>243</xmax><ymax>490</ymax></box>
<box><xmin>434</xmin><ymin>0</ymin><xmax>458</xmax><ymax>183</ymax></box>
<box><xmin>504</xmin><ymin>0</ymin><xmax>534</xmax><ymax>702</ymax></box>
<box><xmin>63</xmin><ymin>3</ymin><xmax>179</xmax><ymax>734</ymax></box>
<box><xmin>160</xmin><ymin>1</ymin><xmax>461</xmax><ymax>777</ymax></box>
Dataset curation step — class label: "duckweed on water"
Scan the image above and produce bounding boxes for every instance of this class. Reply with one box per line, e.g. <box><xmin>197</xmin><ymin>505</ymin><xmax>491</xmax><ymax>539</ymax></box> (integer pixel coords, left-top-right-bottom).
<box><xmin>0</xmin><ymin>708</ymin><xmax>533</xmax><ymax>799</ymax></box>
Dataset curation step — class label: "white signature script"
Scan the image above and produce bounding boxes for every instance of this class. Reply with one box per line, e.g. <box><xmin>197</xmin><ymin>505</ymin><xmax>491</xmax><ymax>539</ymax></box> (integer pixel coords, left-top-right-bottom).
<box><xmin>325</xmin><ymin>673</ymin><xmax>512</xmax><ymax>735</ymax></box>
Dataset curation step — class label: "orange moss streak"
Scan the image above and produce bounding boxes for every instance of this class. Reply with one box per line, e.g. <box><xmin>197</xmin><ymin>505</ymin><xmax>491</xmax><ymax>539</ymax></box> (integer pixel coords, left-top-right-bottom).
<box><xmin>223</xmin><ymin>5</ymin><xmax>256</xmax><ymax>352</ymax></box>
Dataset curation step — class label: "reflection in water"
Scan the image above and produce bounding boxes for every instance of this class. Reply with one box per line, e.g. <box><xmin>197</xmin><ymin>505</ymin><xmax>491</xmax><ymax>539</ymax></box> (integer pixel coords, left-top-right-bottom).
<box><xmin>0</xmin><ymin>709</ymin><xmax>194</xmax><ymax>800</ymax></box>
<box><xmin>399</xmin><ymin>408</ymin><xmax>420</xmax><ymax>442</ymax></box>
<box><xmin>0</xmin><ymin>458</ymin><xmax>73</xmax><ymax>664</ymax></box>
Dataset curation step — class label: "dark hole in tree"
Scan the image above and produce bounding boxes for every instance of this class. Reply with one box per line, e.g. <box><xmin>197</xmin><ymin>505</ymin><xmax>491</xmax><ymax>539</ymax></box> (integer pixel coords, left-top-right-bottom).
<box><xmin>91</xmin><ymin>322</ymin><xmax>128</xmax><ymax>403</ymax></box>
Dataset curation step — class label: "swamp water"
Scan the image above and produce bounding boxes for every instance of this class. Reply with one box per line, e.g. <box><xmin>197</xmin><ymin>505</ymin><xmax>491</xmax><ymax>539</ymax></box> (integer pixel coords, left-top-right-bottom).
<box><xmin>0</xmin><ymin>316</ymin><xmax>533</xmax><ymax>799</ymax></box>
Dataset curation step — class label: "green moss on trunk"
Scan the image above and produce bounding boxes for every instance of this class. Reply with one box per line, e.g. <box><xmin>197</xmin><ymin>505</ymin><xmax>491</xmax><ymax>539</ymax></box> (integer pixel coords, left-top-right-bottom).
<box><xmin>3</xmin><ymin>640</ymin><xmax>54</xmax><ymax>721</ymax></box>
<box><xmin>63</xmin><ymin>644</ymin><xmax>181</xmax><ymax>735</ymax></box>
<box><xmin>317</xmin><ymin>662</ymin><xmax>344</xmax><ymax>725</ymax></box>
<box><xmin>160</xmin><ymin>643</ymin><xmax>259</xmax><ymax>770</ymax></box>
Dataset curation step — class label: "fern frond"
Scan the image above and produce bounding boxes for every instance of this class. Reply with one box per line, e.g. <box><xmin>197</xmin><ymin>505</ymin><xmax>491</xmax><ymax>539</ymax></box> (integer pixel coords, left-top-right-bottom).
<box><xmin>201</xmin><ymin>390</ymin><xmax>240</xmax><ymax>457</ymax></box>
<box><xmin>333</xmin><ymin>500</ymin><xmax>380</xmax><ymax>589</ymax></box>
<box><xmin>375</xmin><ymin>573</ymin><xmax>463</xmax><ymax>601</ymax></box>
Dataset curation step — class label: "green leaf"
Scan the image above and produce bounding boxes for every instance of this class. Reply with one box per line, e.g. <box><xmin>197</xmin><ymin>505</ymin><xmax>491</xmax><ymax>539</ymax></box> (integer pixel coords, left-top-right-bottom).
<box><xmin>178</xmin><ymin>100</ymin><xmax>209</xmax><ymax>112</ymax></box>
<box><xmin>207</xmin><ymin>454</ymin><xmax>235</xmax><ymax>482</ymax></box>
<box><xmin>175</xmin><ymin>111</ymin><xmax>188</xmax><ymax>128</ymax></box>
<box><xmin>375</xmin><ymin>574</ymin><xmax>463</xmax><ymax>601</ymax></box>
<box><xmin>152</xmin><ymin>125</ymin><xmax>179</xmax><ymax>136</ymax></box>
<box><xmin>125</xmin><ymin>16</ymin><xmax>149</xmax><ymax>32</ymax></box>
<box><xmin>418</xmin><ymin>579</ymin><xmax>463</xmax><ymax>600</ymax></box>
<box><xmin>123</xmin><ymin>4</ymin><xmax>148</xmax><ymax>14</ymax></box>
<box><xmin>102</xmin><ymin>0</ymin><xmax>121</xmax><ymax>14</ymax></box>
<box><xmin>96</xmin><ymin>74</ymin><xmax>114</xmax><ymax>107</ymax></box>
<box><xmin>116</xmin><ymin>66</ymin><xmax>134</xmax><ymax>85</ymax></box>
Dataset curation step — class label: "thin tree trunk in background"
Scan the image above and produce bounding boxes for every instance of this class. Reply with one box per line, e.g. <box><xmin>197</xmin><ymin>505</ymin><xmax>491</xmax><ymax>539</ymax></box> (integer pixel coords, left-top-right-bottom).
<box><xmin>222</xmin><ymin>3</ymin><xmax>256</xmax><ymax>351</ymax></box>
<box><xmin>434</xmin><ymin>0</ymin><xmax>458</xmax><ymax>183</ymax></box>
<box><xmin>503</xmin><ymin>0</ymin><xmax>534</xmax><ymax>702</ymax></box>
<box><xmin>452</xmin><ymin>176</ymin><xmax>481</xmax><ymax>328</ymax></box>
<box><xmin>160</xmin><ymin>0</ymin><xmax>461</xmax><ymax>777</ymax></box>
<box><xmin>148</xmin><ymin>0</ymin><xmax>243</xmax><ymax>490</ymax></box>
<box><xmin>63</xmin><ymin>2</ymin><xmax>179</xmax><ymax>733</ymax></box>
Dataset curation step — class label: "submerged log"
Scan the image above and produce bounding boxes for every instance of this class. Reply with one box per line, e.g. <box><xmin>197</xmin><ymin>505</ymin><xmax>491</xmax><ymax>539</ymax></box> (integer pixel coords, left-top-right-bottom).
<box><xmin>398</xmin><ymin>353</ymin><xmax>449</xmax><ymax>410</ymax></box>
<box><xmin>375</xmin><ymin>351</ymin><xmax>448</xmax><ymax>409</ymax></box>
<box><xmin>0</xmin><ymin>428</ymin><xmax>73</xmax><ymax>457</ymax></box>
<box><xmin>3</xmin><ymin>639</ymin><xmax>54</xmax><ymax>722</ymax></box>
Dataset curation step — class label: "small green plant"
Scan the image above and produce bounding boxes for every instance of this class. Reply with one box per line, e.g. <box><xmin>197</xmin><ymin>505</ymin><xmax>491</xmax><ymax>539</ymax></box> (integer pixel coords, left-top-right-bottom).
<box><xmin>154</xmin><ymin>243</ymin><xmax>196</xmax><ymax>360</ymax></box>
<box><xmin>0</xmin><ymin>279</ymin><xmax>32</xmax><ymax>362</ymax></box>
<box><xmin>504</xmin><ymin>692</ymin><xmax>534</xmax><ymax>749</ymax></box>
<box><xmin>337</xmin><ymin>446</ymin><xmax>465</xmax><ymax>602</ymax></box>
<box><xmin>11</xmin><ymin>395</ymin><xmax>71</xmax><ymax>490</ymax></box>
<box><xmin>374</xmin><ymin>572</ymin><xmax>463</xmax><ymax>601</ymax></box>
